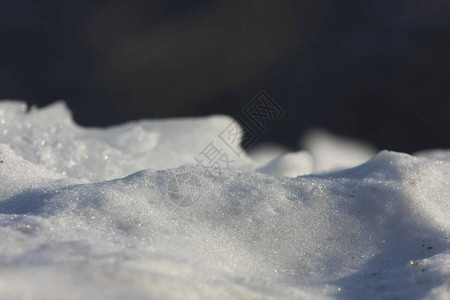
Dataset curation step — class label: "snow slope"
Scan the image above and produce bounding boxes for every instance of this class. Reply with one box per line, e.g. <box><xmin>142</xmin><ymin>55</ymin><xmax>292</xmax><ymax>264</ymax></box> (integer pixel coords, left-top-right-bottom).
<box><xmin>0</xmin><ymin>102</ymin><xmax>449</xmax><ymax>299</ymax></box>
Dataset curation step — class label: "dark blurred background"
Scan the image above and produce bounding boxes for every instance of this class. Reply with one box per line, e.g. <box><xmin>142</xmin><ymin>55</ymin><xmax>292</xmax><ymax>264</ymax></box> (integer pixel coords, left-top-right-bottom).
<box><xmin>1</xmin><ymin>0</ymin><xmax>449</xmax><ymax>152</ymax></box>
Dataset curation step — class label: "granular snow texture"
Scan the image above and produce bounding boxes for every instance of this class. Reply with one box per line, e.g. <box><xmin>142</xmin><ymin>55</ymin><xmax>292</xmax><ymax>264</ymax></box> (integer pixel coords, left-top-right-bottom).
<box><xmin>0</xmin><ymin>101</ymin><xmax>449</xmax><ymax>299</ymax></box>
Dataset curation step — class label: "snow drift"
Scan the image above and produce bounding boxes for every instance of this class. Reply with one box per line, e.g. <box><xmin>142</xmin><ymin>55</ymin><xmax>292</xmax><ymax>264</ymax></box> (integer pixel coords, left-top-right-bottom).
<box><xmin>0</xmin><ymin>101</ymin><xmax>449</xmax><ymax>299</ymax></box>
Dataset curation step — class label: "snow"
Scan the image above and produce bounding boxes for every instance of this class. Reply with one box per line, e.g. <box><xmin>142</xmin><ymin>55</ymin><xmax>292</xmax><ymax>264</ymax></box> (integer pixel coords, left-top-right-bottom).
<box><xmin>256</xmin><ymin>151</ymin><xmax>313</xmax><ymax>177</ymax></box>
<box><xmin>300</xmin><ymin>128</ymin><xmax>378</xmax><ymax>173</ymax></box>
<box><xmin>0</xmin><ymin>101</ymin><xmax>449</xmax><ymax>299</ymax></box>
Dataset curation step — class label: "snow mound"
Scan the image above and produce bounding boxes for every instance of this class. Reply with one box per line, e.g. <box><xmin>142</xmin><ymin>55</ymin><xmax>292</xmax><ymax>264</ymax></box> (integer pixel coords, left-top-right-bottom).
<box><xmin>0</xmin><ymin>101</ymin><xmax>449</xmax><ymax>299</ymax></box>
<box><xmin>300</xmin><ymin>128</ymin><xmax>377</xmax><ymax>173</ymax></box>
<box><xmin>0</xmin><ymin>101</ymin><xmax>256</xmax><ymax>182</ymax></box>
<box><xmin>257</xmin><ymin>151</ymin><xmax>313</xmax><ymax>177</ymax></box>
<box><xmin>415</xmin><ymin>149</ymin><xmax>450</xmax><ymax>163</ymax></box>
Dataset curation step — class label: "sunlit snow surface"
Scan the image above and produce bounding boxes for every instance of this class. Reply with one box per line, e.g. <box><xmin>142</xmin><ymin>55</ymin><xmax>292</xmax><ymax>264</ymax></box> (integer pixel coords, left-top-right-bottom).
<box><xmin>0</xmin><ymin>102</ymin><xmax>449</xmax><ymax>299</ymax></box>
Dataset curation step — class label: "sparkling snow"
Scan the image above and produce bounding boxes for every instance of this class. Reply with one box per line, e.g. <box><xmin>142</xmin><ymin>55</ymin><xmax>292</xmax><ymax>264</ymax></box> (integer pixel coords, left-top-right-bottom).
<box><xmin>0</xmin><ymin>101</ymin><xmax>449</xmax><ymax>299</ymax></box>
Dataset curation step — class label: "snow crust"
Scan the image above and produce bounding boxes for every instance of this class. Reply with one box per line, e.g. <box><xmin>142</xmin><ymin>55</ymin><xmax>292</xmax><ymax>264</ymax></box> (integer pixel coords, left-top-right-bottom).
<box><xmin>0</xmin><ymin>101</ymin><xmax>449</xmax><ymax>299</ymax></box>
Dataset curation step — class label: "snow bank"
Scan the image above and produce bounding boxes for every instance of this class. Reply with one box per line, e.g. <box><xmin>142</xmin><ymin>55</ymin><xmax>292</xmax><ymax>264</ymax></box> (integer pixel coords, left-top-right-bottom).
<box><xmin>0</xmin><ymin>101</ymin><xmax>449</xmax><ymax>299</ymax></box>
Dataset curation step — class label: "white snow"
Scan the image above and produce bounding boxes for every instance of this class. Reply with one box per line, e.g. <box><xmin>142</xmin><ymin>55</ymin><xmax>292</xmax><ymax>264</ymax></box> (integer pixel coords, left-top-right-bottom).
<box><xmin>0</xmin><ymin>101</ymin><xmax>449</xmax><ymax>299</ymax></box>
<box><xmin>256</xmin><ymin>151</ymin><xmax>313</xmax><ymax>177</ymax></box>
<box><xmin>300</xmin><ymin>128</ymin><xmax>378</xmax><ymax>173</ymax></box>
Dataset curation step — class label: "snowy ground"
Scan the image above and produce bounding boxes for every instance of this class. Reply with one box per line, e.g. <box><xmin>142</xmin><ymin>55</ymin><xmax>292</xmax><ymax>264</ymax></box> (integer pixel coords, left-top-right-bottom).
<box><xmin>0</xmin><ymin>101</ymin><xmax>449</xmax><ymax>299</ymax></box>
